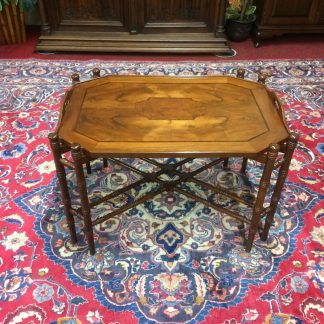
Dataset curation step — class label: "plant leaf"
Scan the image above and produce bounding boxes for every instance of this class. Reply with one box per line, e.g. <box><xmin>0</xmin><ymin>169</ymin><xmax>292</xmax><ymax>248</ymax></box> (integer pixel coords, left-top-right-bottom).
<box><xmin>226</xmin><ymin>12</ymin><xmax>241</xmax><ymax>20</ymax></box>
<box><xmin>0</xmin><ymin>0</ymin><xmax>9</xmax><ymax>12</ymax></box>
<box><xmin>245</xmin><ymin>5</ymin><xmax>256</xmax><ymax>16</ymax></box>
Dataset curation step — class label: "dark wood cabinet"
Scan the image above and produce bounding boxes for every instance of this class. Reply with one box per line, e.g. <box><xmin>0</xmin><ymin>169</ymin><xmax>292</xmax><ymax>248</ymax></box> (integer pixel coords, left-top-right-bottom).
<box><xmin>318</xmin><ymin>0</ymin><xmax>324</xmax><ymax>25</ymax></box>
<box><xmin>36</xmin><ymin>0</ymin><xmax>231</xmax><ymax>54</ymax></box>
<box><xmin>254</xmin><ymin>0</ymin><xmax>324</xmax><ymax>47</ymax></box>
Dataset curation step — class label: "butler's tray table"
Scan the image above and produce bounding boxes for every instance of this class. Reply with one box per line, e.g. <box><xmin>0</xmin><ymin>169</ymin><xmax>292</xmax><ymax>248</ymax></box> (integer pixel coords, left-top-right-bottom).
<box><xmin>49</xmin><ymin>69</ymin><xmax>299</xmax><ymax>255</ymax></box>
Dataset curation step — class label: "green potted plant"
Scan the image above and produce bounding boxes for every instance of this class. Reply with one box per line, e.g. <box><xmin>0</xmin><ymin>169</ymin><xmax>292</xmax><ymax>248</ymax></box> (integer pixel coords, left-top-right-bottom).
<box><xmin>0</xmin><ymin>0</ymin><xmax>37</xmax><ymax>44</ymax></box>
<box><xmin>225</xmin><ymin>0</ymin><xmax>256</xmax><ymax>41</ymax></box>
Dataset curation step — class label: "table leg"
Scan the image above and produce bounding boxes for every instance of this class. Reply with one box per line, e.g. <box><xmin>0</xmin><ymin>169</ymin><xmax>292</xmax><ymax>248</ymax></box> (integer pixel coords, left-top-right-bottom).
<box><xmin>261</xmin><ymin>133</ymin><xmax>299</xmax><ymax>241</ymax></box>
<box><xmin>246</xmin><ymin>144</ymin><xmax>279</xmax><ymax>252</ymax></box>
<box><xmin>86</xmin><ymin>161</ymin><xmax>92</xmax><ymax>174</ymax></box>
<box><xmin>223</xmin><ymin>158</ymin><xmax>229</xmax><ymax>169</ymax></box>
<box><xmin>241</xmin><ymin>158</ymin><xmax>248</xmax><ymax>174</ymax></box>
<box><xmin>48</xmin><ymin>133</ymin><xmax>77</xmax><ymax>244</ymax></box>
<box><xmin>71</xmin><ymin>143</ymin><xmax>96</xmax><ymax>255</ymax></box>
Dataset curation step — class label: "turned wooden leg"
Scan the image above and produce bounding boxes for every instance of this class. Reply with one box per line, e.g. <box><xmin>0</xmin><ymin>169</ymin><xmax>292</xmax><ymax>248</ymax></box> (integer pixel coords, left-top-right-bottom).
<box><xmin>71</xmin><ymin>143</ymin><xmax>96</xmax><ymax>255</ymax></box>
<box><xmin>246</xmin><ymin>144</ymin><xmax>279</xmax><ymax>252</ymax></box>
<box><xmin>103</xmin><ymin>158</ymin><xmax>108</xmax><ymax>168</ymax></box>
<box><xmin>48</xmin><ymin>133</ymin><xmax>77</xmax><ymax>244</ymax></box>
<box><xmin>38</xmin><ymin>0</ymin><xmax>51</xmax><ymax>35</ymax></box>
<box><xmin>223</xmin><ymin>158</ymin><xmax>229</xmax><ymax>169</ymax></box>
<box><xmin>71</xmin><ymin>73</ymin><xmax>80</xmax><ymax>85</ymax></box>
<box><xmin>261</xmin><ymin>133</ymin><xmax>299</xmax><ymax>241</ymax></box>
<box><xmin>86</xmin><ymin>161</ymin><xmax>91</xmax><ymax>174</ymax></box>
<box><xmin>92</xmin><ymin>68</ymin><xmax>100</xmax><ymax>78</ymax></box>
<box><xmin>241</xmin><ymin>157</ymin><xmax>248</xmax><ymax>173</ymax></box>
<box><xmin>258</xmin><ymin>73</ymin><xmax>268</xmax><ymax>84</ymax></box>
<box><xmin>236</xmin><ymin>68</ymin><xmax>246</xmax><ymax>79</ymax></box>
<box><xmin>236</xmin><ymin>69</ymin><xmax>248</xmax><ymax>174</ymax></box>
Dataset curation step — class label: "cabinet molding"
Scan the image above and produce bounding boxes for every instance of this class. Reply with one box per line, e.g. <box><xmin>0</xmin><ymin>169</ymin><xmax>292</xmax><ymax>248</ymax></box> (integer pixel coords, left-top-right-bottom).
<box><xmin>254</xmin><ymin>0</ymin><xmax>324</xmax><ymax>47</ymax></box>
<box><xmin>36</xmin><ymin>0</ymin><xmax>231</xmax><ymax>54</ymax></box>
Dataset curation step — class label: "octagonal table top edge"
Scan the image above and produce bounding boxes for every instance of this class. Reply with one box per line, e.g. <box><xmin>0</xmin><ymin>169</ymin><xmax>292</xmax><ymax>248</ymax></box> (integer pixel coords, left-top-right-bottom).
<box><xmin>57</xmin><ymin>75</ymin><xmax>290</xmax><ymax>156</ymax></box>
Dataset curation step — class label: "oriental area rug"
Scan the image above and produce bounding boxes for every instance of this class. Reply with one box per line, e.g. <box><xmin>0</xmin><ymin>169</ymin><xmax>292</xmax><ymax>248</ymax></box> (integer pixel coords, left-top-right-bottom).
<box><xmin>0</xmin><ymin>59</ymin><xmax>323</xmax><ymax>324</ymax></box>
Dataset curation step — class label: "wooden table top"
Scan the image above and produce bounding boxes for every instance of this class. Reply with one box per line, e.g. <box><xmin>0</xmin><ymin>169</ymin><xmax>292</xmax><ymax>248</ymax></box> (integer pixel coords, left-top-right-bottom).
<box><xmin>57</xmin><ymin>75</ymin><xmax>290</xmax><ymax>157</ymax></box>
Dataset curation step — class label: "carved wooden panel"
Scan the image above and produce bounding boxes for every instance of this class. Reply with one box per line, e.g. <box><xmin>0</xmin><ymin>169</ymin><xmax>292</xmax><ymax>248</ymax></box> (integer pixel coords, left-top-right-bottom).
<box><xmin>317</xmin><ymin>1</ymin><xmax>324</xmax><ymax>24</ymax></box>
<box><xmin>141</xmin><ymin>0</ymin><xmax>222</xmax><ymax>32</ymax></box>
<box><xmin>254</xmin><ymin>0</ymin><xmax>324</xmax><ymax>47</ymax></box>
<box><xmin>44</xmin><ymin>0</ymin><xmax>127</xmax><ymax>32</ymax></box>
<box><xmin>271</xmin><ymin>0</ymin><xmax>312</xmax><ymax>17</ymax></box>
<box><xmin>144</xmin><ymin>0</ymin><xmax>209</xmax><ymax>22</ymax></box>
<box><xmin>59</xmin><ymin>0</ymin><xmax>122</xmax><ymax>21</ymax></box>
<box><xmin>261</xmin><ymin>0</ymin><xmax>319</xmax><ymax>25</ymax></box>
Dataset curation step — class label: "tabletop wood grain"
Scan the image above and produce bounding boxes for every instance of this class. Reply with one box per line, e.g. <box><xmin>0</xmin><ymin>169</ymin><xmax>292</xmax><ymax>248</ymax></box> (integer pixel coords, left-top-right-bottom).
<box><xmin>58</xmin><ymin>75</ymin><xmax>289</xmax><ymax>157</ymax></box>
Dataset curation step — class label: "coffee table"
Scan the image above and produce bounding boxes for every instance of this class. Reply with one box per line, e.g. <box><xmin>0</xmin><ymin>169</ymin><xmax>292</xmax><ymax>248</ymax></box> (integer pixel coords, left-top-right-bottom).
<box><xmin>49</xmin><ymin>69</ymin><xmax>298</xmax><ymax>255</ymax></box>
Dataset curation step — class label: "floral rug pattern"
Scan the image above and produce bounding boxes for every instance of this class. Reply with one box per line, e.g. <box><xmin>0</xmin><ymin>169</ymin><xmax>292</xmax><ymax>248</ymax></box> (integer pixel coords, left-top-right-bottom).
<box><xmin>0</xmin><ymin>59</ymin><xmax>323</xmax><ymax>324</ymax></box>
